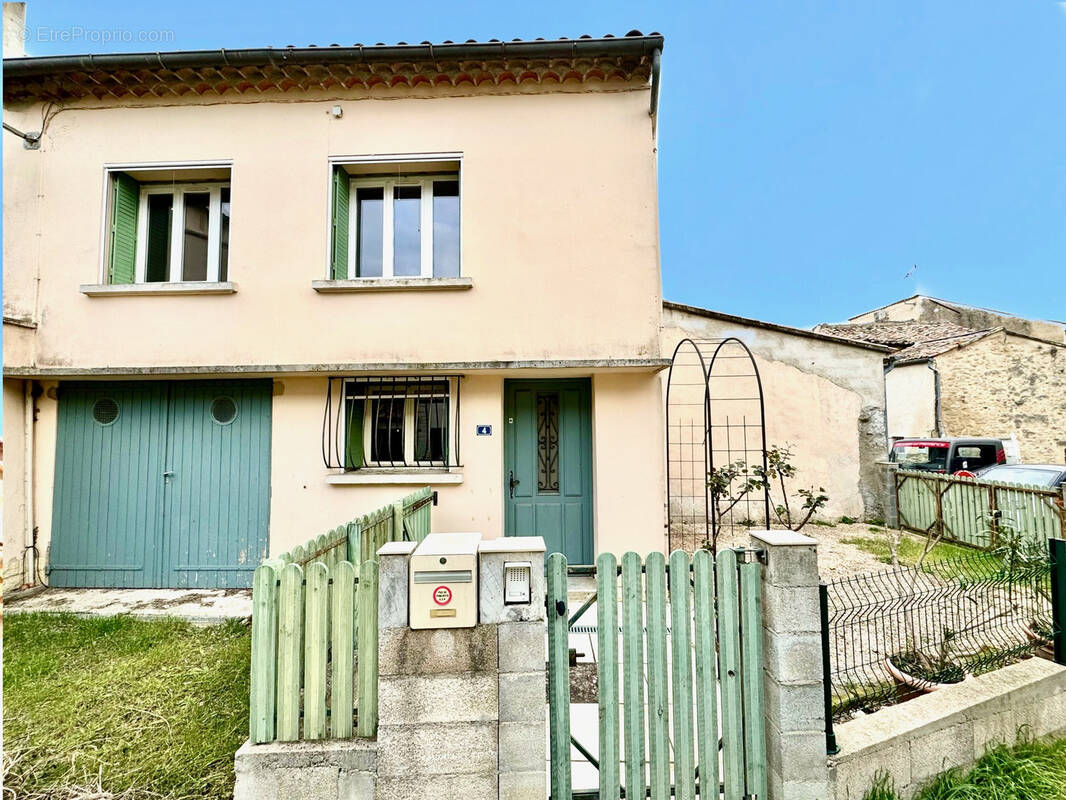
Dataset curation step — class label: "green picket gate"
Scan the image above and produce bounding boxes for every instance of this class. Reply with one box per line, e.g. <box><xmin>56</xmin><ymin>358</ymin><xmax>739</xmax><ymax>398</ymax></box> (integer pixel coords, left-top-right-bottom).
<box><xmin>547</xmin><ymin>549</ymin><xmax>767</xmax><ymax>800</ymax></box>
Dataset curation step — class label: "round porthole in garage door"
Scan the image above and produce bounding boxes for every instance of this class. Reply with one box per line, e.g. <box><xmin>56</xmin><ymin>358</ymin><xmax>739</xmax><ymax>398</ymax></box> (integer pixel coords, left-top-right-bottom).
<box><xmin>211</xmin><ymin>396</ymin><xmax>238</xmax><ymax>425</ymax></box>
<box><xmin>92</xmin><ymin>397</ymin><xmax>120</xmax><ymax>426</ymax></box>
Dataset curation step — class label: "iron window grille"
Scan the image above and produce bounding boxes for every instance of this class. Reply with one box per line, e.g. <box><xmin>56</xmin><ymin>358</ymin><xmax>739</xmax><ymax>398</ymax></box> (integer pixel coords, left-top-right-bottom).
<box><xmin>322</xmin><ymin>375</ymin><xmax>463</xmax><ymax>470</ymax></box>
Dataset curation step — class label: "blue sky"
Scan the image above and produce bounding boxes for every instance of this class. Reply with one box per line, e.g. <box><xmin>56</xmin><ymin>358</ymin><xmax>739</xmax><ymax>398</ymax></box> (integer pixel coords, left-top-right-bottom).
<box><xmin>10</xmin><ymin>0</ymin><xmax>1066</xmax><ymax>328</ymax></box>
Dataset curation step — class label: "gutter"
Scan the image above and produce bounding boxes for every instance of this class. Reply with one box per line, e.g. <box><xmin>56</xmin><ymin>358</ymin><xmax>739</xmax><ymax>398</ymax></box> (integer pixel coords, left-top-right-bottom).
<box><xmin>2</xmin><ymin>35</ymin><xmax>665</xmax><ymax>78</ymax></box>
<box><xmin>23</xmin><ymin>381</ymin><xmax>37</xmax><ymax>587</ymax></box>
<box><xmin>926</xmin><ymin>360</ymin><xmax>943</xmax><ymax>437</ymax></box>
<box><xmin>649</xmin><ymin>47</ymin><xmax>662</xmax><ymax>116</ymax></box>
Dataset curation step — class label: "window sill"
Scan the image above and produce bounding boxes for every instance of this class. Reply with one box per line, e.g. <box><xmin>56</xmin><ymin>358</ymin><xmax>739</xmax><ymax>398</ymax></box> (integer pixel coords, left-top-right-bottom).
<box><xmin>80</xmin><ymin>282</ymin><xmax>238</xmax><ymax>297</ymax></box>
<box><xmin>326</xmin><ymin>469</ymin><xmax>463</xmax><ymax>486</ymax></box>
<box><xmin>311</xmin><ymin>277</ymin><xmax>473</xmax><ymax>293</ymax></box>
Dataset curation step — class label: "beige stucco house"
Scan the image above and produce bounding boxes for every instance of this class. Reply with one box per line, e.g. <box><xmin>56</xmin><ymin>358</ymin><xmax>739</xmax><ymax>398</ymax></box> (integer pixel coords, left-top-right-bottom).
<box><xmin>2</xmin><ymin>32</ymin><xmax>668</xmax><ymax>588</ymax></box>
<box><xmin>820</xmin><ymin>296</ymin><xmax>1066</xmax><ymax>464</ymax></box>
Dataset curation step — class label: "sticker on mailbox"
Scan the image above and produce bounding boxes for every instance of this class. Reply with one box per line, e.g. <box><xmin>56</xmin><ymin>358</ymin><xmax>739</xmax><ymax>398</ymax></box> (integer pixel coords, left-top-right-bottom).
<box><xmin>433</xmin><ymin>585</ymin><xmax>453</xmax><ymax>606</ymax></box>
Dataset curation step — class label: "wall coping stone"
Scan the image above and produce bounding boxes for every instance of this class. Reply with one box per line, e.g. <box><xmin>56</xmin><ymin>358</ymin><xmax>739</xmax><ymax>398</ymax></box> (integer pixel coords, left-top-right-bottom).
<box><xmin>832</xmin><ymin>658</ymin><xmax>1066</xmax><ymax>761</ymax></box>
<box><xmin>751</xmin><ymin>529</ymin><xmax>818</xmax><ymax>547</ymax></box>
<box><xmin>478</xmin><ymin>537</ymin><xmax>546</xmax><ymax>554</ymax></box>
<box><xmin>378</xmin><ymin>541</ymin><xmax>417</xmax><ymax>556</ymax></box>
<box><xmin>234</xmin><ymin>738</ymin><xmax>377</xmax><ymax>771</ymax></box>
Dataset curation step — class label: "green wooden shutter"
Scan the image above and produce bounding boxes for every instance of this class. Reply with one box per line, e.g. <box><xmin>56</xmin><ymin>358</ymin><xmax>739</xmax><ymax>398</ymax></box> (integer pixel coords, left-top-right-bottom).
<box><xmin>330</xmin><ymin>166</ymin><xmax>350</xmax><ymax>280</ymax></box>
<box><xmin>108</xmin><ymin>172</ymin><xmax>140</xmax><ymax>284</ymax></box>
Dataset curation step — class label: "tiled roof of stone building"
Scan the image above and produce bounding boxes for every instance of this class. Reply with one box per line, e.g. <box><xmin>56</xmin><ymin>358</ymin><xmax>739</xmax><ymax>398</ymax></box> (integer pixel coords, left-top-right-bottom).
<box><xmin>888</xmin><ymin>330</ymin><xmax>995</xmax><ymax>364</ymax></box>
<box><xmin>814</xmin><ymin>320</ymin><xmax>1003</xmax><ymax>364</ymax></box>
<box><xmin>813</xmin><ymin>320</ymin><xmax>979</xmax><ymax>349</ymax></box>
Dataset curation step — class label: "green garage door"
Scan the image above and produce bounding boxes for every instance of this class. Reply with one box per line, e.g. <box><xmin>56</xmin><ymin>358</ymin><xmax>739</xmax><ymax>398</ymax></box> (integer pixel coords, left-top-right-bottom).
<box><xmin>49</xmin><ymin>380</ymin><xmax>272</xmax><ymax>588</ymax></box>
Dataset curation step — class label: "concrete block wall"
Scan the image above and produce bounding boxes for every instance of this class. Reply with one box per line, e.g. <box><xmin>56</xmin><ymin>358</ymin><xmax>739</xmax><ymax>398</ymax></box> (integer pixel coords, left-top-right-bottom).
<box><xmin>233</xmin><ymin>738</ymin><xmax>377</xmax><ymax>800</ymax></box>
<box><xmin>376</xmin><ymin>537</ymin><xmax>546</xmax><ymax>800</ymax></box>
<box><xmin>233</xmin><ymin>536</ymin><xmax>547</xmax><ymax>800</ymax></box>
<box><xmin>830</xmin><ymin>658</ymin><xmax>1066</xmax><ymax>800</ymax></box>
<box><xmin>751</xmin><ymin>529</ymin><xmax>832</xmax><ymax>800</ymax></box>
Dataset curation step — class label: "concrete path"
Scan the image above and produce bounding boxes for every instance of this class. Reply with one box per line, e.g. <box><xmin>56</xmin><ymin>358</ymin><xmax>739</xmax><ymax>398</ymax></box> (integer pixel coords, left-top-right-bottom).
<box><xmin>4</xmin><ymin>587</ymin><xmax>252</xmax><ymax>624</ymax></box>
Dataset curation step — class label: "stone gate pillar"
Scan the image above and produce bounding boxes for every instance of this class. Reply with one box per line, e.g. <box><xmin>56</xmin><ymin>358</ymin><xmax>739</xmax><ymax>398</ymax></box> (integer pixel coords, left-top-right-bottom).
<box><xmin>375</xmin><ymin>537</ymin><xmax>547</xmax><ymax>800</ymax></box>
<box><xmin>750</xmin><ymin>530</ymin><xmax>832</xmax><ymax>800</ymax></box>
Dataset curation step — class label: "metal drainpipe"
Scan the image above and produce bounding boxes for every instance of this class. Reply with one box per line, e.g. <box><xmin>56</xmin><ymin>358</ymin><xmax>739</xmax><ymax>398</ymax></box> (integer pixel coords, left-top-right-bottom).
<box><xmin>23</xmin><ymin>380</ymin><xmax>36</xmax><ymax>586</ymax></box>
<box><xmin>926</xmin><ymin>360</ymin><xmax>943</xmax><ymax>436</ymax></box>
<box><xmin>649</xmin><ymin>47</ymin><xmax>662</xmax><ymax>117</ymax></box>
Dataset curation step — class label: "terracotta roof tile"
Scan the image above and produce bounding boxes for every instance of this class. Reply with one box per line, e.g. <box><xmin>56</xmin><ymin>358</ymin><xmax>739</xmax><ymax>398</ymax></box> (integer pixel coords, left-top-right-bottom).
<box><xmin>814</xmin><ymin>321</ymin><xmax>978</xmax><ymax>348</ymax></box>
<box><xmin>815</xmin><ymin>320</ymin><xmax>996</xmax><ymax>364</ymax></box>
<box><xmin>3</xmin><ymin>33</ymin><xmax>664</xmax><ymax>103</ymax></box>
<box><xmin>889</xmin><ymin>330</ymin><xmax>993</xmax><ymax>363</ymax></box>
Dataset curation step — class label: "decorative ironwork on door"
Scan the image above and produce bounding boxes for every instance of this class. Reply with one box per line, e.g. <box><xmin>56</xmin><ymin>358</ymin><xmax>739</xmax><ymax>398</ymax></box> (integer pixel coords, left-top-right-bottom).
<box><xmin>537</xmin><ymin>392</ymin><xmax>560</xmax><ymax>493</ymax></box>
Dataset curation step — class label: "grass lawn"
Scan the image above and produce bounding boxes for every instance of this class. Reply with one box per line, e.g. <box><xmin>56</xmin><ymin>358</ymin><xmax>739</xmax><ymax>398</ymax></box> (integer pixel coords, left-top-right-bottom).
<box><xmin>4</xmin><ymin>612</ymin><xmax>250</xmax><ymax>800</ymax></box>
<box><xmin>865</xmin><ymin>735</ymin><xmax>1066</xmax><ymax>799</ymax></box>
<box><xmin>842</xmin><ymin>529</ymin><xmax>975</xmax><ymax>567</ymax></box>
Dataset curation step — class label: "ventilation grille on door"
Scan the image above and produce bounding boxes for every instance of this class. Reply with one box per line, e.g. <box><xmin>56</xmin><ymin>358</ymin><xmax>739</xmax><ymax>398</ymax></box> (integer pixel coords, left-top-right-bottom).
<box><xmin>211</xmin><ymin>396</ymin><xmax>238</xmax><ymax>425</ymax></box>
<box><xmin>92</xmin><ymin>398</ymin><xmax>120</xmax><ymax>425</ymax></box>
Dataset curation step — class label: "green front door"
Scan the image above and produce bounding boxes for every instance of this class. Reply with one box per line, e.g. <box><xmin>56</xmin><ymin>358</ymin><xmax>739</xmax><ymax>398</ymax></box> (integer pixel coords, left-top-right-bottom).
<box><xmin>49</xmin><ymin>380</ymin><xmax>271</xmax><ymax>588</ymax></box>
<box><xmin>504</xmin><ymin>379</ymin><xmax>593</xmax><ymax>564</ymax></box>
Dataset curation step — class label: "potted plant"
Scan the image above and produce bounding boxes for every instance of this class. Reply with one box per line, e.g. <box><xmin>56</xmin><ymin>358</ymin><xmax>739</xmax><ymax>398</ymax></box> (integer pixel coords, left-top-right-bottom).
<box><xmin>885</xmin><ymin>630</ymin><xmax>967</xmax><ymax>694</ymax></box>
<box><xmin>1022</xmin><ymin>618</ymin><xmax>1055</xmax><ymax>660</ymax></box>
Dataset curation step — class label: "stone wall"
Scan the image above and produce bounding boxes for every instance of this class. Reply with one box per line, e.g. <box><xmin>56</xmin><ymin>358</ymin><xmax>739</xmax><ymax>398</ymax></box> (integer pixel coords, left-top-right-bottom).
<box><xmin>830</xmin><ymin>658</ymin><xmax>1066</xmax><ymax>800</ymax></box>
<box><xmin>935</xmin><ymin>331</ymin><xmax>1066</xmax><ymax>463</ymax></box>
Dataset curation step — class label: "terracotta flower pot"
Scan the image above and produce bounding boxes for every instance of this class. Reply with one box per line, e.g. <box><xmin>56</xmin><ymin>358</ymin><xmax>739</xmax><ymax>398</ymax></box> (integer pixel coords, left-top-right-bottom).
<box><xmin>884</xmin><ymin>656</ymin><xmax>965</xmax><ymax>694</ymax></box>
<box><xmin>1022</xmin><ymin>622</ymin><xmax>1055</xmax><ymax>661</ymax></box>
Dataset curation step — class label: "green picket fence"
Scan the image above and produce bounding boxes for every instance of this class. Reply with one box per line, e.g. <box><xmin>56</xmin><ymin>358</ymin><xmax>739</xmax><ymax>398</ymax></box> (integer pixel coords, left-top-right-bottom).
<box><xmin>896</xmin><ymin>469</ymin><xmax>1066</xmax><ymax>548</ymax></box>
<box><xmin>269</xmin><ymin>486</ymin><xmax>435</xmax><ymax>570</ymax></box>
<box><xmin>248</xmin><ymin>487</ymin><xmax>433</xmax><ymax>744</ymax></box>
<box><xmin>547</xmin><ymin>549</ymin><xmax>767</xmax><ymax>800</ymax></box>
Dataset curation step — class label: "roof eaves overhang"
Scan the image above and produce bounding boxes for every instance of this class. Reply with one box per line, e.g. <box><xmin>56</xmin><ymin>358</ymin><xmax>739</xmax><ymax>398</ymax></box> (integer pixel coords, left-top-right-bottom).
<box><xmin>2</xmin><ymin>34</ymin><xmax>664</xmax><ymax>103</ymax></box>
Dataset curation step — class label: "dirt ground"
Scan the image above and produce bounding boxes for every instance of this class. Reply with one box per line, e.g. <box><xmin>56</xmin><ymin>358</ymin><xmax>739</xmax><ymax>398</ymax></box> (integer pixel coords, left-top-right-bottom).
<box><xmin>686</xmin><ymin>520</ymin><xmax>893</xmax><ymax>578</ymax></box>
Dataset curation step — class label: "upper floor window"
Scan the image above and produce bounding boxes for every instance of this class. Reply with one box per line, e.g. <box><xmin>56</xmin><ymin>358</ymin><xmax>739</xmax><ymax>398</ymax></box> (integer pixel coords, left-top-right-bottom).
<box><xmin>105</xmin><ymin>165</ymin><xmax>232</xmax><ymax>285</ymax></box>
<box><xmin>329</xmin><ymin>159</ymin><xmax>460</xmax><ymax>280</ymax></box>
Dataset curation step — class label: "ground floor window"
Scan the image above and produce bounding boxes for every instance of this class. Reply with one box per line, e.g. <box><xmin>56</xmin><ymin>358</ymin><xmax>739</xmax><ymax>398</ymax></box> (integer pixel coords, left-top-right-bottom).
<box><xmin>322</xmin><ymin>376</ymin><xmax>461</xmax><ymax>470</ymax></box>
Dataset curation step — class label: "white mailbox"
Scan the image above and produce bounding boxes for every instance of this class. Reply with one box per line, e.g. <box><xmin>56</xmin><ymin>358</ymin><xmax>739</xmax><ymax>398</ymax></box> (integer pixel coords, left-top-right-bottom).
<box><xmin>409</xmin><ymin>532</ymin><xmax>481</xmax><ymax>629</ymax></box>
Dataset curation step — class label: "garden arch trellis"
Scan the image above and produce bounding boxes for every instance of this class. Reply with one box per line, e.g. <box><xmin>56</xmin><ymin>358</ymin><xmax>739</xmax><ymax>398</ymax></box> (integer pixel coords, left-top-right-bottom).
<box><xmin>666</xmin><ymin>337</ymin><xmax>771</xmax><ymax>552</ymax></box>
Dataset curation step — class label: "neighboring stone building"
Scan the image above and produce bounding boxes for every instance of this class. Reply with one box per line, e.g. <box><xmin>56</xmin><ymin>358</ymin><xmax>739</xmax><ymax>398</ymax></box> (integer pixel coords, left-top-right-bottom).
<box><xmin>820</xmin><ymin>298</ymin><xmax>1066</xmax><ymax>464</ymax></box>
<box><xmin>662</xmin><ymin>302</ymin><xmax>893</xmax><ymax>521</ymax></box>
<box><xmin>850</xmin><ymin>294</ymin><xmax>1065</xmax><ymax>344</ymax></box>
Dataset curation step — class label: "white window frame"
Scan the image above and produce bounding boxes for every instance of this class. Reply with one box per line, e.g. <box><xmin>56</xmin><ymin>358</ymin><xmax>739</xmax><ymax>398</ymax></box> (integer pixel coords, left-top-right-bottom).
<box><xmin>346</xmin><ymin>175</ymin><xmax>460</xmax><ymax>280</ymax></box>
<box><xmin>344</xmin><ymin>379</ymin><xmax>456</xmax><ymax>468</ymax></box>
<box><xmin>135</xmin><ymin>181</ymin><xmax>229</xmax><ymax>283</ymax></box>
<box><xmin>99</xmin><ymin>160</ymin><xmax>233</xmax><ymax>285</ymax></box>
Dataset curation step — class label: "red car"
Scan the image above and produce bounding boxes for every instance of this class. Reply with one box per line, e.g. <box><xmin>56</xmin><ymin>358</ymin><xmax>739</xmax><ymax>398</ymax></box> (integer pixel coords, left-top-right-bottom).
<box><xmin>889</xmin><ymin>438</ymin><xmax>1006</xmax><ymax>475</ymax></box>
